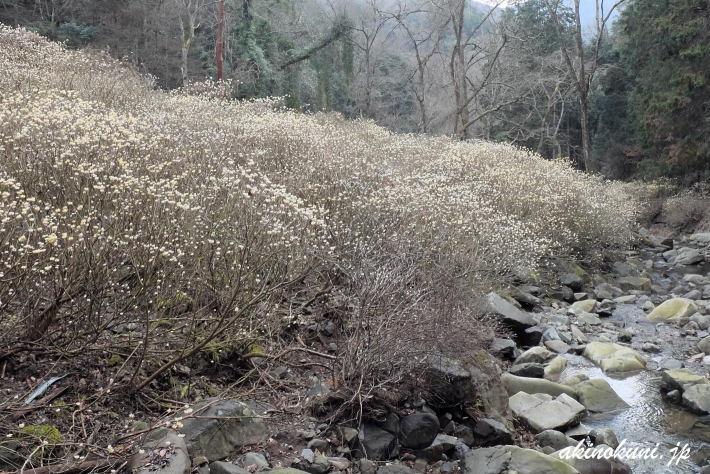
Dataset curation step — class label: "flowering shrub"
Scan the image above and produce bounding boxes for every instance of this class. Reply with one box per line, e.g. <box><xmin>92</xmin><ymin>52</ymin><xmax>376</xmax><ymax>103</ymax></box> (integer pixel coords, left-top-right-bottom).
<box><xmin>0</xmin><ymin>26</ymin><xmax>638</xmax><ymax>399</ymax></box>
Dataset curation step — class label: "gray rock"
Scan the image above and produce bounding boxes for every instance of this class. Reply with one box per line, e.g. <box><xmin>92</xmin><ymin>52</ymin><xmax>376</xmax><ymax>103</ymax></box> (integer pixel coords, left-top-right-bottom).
<box><xmin>301</xmin><ymin>449</ymin><xmax>315</xmax><ymax>464</ymax></box>
<box><xmin>270</xmin><ymin>366</ymin><xmax>289</xmax><ymax>380</ymax></box>
<box><xmin>614</xmin><ymin>295</ymin><xmax>637</xmax><ymax>304</ymax></box>
<box><xmin>699</xmin><ymin>336</ymin><xmax>710</xmax><ymax>353</ymax></box>
<box><xmin>659</xmin><ymin>358</ymin><xmax>683</xmax><ymax>371</ymax></box>
<box><xmin>377</xmin><ymin>465</ymin><xmax>412</xmax><ymax>474</ymax></box>
<box><xmin>461</xmin><ymin>445</ymin><xmax>579</xmax><ymax>474</ymax></box>
<box><xmin>685</xmin><ymin>289</ymin><xmax>703</xmax><ymax>300</ymax></box>
<box><xmin>617</xmin><ymin>329</ymin><xmax>634</xmax><ymax>343</ymax></box>
<box><xmin>574</xmin><ymin>379</ymin><xmax>629</xmax><ymax>413</ymax></box>
<box><xmin>535</xmin><ymin>430</ymin><xmax>576</xmax><ymax>451</ymax></box>
<box><xmin>412</xmin><ymin>434</ymin><xmax>458</xmax><ymax>461</ymax></box>
<box><xmin>358</xmin><ymin>460</ymin><xmax>376</xmax><ymax>474</ymax></box>
<box><xmin>501</xmin><ymin>373</ymin><xmax>577</xmax><ymax>398</ymax></box>
<box><xmin>180</xmin><ymin>399</ymin><xmax>275</xmax><ymax>461</ymax></box>
<box><xmin>210</xmin><ymin>462</ymin><xmax>250</xmax><ymax>474</ymax></box>
<box><xmin>559</xmin><ymin>274</ymin><xmax>584</xmax><ymax>292</ymax></box>
<box><xmin>564</xmin><ymin>423</ymin><xmax>591</xmax><ymax>439</ymax></box>
<box><xmin>307</xmin><ymin>439</ymin><xmax>329</xmax><ymax>452</ymax></box>
<box><xmin>643</xmin><ymin>301</ymin><xmax>655</xmax><ymax>311</ymax></box>
<box><xmin>326</xmin><ymin>458</ymin><xmax>349</xmax><ymax>471</ymax></box>
<box><xmin>243</xmin><ymin>453</ymin><xmax>269</xmax><ymax>471</ymax></box>
<box><xmin>473</xmin><ymin>418</ymin><xmax>514</xmax><ymax>446</ymax></box>
<box><xmin>552</xmin><ymin>449</ymin><xmax>632</xmax><ymax>474</ymax></box>
<box><xmin>485</xmin><ymin>292</ymin><xmax>537</xmax><ymax>336</ymax></box>
<box><xmin>318</xmin><ymin>320</ymin><xmax>336</xmax><ymax>336</ymax></box>
<box><xmin>661</xmin><ymin>368</ymin><xmax>710</xmax><ymax>392</ymax></box>
<box><xmin>490</xmin><ymin>338</ymin><xmax>517</xmax><ymax>360</ymax></box>
<box><xmin>550</xmin><ymin>314</ymin><xmax>570</xmax><ymax>326</ymax></box>
<box><xmin>544</xmin><ymin>339</ymin><xmax>573</xmax><ymax>354</ymax></box>
<box><xmin>378</xmin><ymin>413</ymin><xmax>400</xmax><ymax>434</ymax></box>
<box><xmin>676</xmin><ymin>248</ymin><xmax>703</xmax><ymax>265</ymax></box>
<box><xmin>692</xmin><ymin>313</ymin><xmax>710</xmax><ymax>330</ymax></box>
<box><xmin>642</xmin><ymin>342</ymin><xmax>662</xmax><ymax>353</ymax></box>
<box><xmin>399</xmin><ymin>412</ymin><xmax>440</xmax><ymax>449</ymax></box>
<box><xmin>576</xmin><ymin>312</ymin><xmax>602</xmax><ymax>326</ymax></box>
<box><xmin>617</xmin><ymin>277</ymin><xmax>651</xmax><ymax>292</ymax></box>
<box><xmin>137</xmin><ymin>430</ymin><xmax>191</xmax><ymax>474</ymax></box>
<box><xmin>515</xmin><ymin>346</ymin><xmax>554</xmax><ymax>365</ymax></box>
<box><xmin>307</xmin><ymin>381</ymin><xmax>330</xmax><ymax>399</ymax></box>
<box><xmin>509</xmin><ymin>362</ymin><xmax>545</xmax><ymax>378</ymax></box>
<box><xmin>682</xmin><ymin>384</ymin><xmax>710</xmax><ymax>414</ymax></box>
<box><xmin>595</xmin><ymin>428</ymin><xmax>619</xmax><ymax>449</ymax></box>
<box><xmin>509</xmin><ymin>392</ymin><xmax>586</xmax><ymax>433</ymax></box>
<box><xmin>357</xmin><ymin>423</ymin><xmax>395</xmax><ymax>460</ymax></box>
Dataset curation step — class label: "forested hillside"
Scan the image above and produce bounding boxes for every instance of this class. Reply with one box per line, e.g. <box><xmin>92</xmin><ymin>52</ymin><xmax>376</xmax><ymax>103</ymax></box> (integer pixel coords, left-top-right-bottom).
<box><xmin>2</xmin><ymin>0</ymin><xmax>709</xmax><ymax>181</ymax></box>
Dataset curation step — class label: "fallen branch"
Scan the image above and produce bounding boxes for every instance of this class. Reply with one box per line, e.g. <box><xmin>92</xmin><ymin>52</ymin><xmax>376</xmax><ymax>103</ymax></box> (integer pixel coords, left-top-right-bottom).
<box><xmin>15</xmin><ymin>457</ymin><xmax>122</xmax><ymax>474</ymax></box>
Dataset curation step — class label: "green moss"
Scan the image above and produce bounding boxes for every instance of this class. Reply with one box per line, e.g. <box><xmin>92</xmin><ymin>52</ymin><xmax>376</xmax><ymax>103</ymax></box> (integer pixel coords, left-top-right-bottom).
<box><xmin>108</xmin><ymin>354</ymin><xmax>123</xmax><ymax>366</ymax></box>
<box><xmin>19</xmin><ymin>425</ymin><xmax>62</xmax><ymax>444</ymax></box>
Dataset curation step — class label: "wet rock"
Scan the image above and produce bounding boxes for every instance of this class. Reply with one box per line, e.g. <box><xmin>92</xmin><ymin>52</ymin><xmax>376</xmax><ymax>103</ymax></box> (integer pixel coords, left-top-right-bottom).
<box><xmin>357</xmin><ymin>423</ymin><xmax>396</xmax><ymax>460</ymax></box>
<box><xmin>509</xmin><ymin>392</ymin><xmax>586</xmax><ymax>433</ymax></box>
<box><xmin>583</xmin><ymin>342</ymin><xmax>646</xmax><ymax>374</ymax></box>
<box><xmin>594</xmin><ymin>428</ymin><xmax>619</xmax><ymax>449</ymax></box>
<box><xmin>515</xmin><ymin>346</ymin><xmax>554</xmax><ymax>365</ymax></box>
<box><xmin>659</xmin><ymin>358</ymin><xmax>683</xmax><ymax>371</ymax></box>
<box><xmin>473</xmin><ymin>418</ymin><xmax>514</xmax><ymax>446</ymax></box>
<box><xmin>574</xmin><ymin>379</ymin><xmax>629</xmax><ymax>413</ymax></box>
<box><xmin>461</xmin><ymin>445</ymin><xmax>579</xmax><ymax>474</ymax></box>
<box><xmin>180</xmin><ymin>399</ymin><xmax>275</xmax><ymax>461</ymax></box>
<box><xmin>544</xmin><ymin>356</ymin><xmax>567</xmax><ymax>380</ymax></box>
<box><xmin>501</xmin><ymin>373</ymin><xmax>577</xmax><ymax>398</ymax></box>
<box><xmin>564</xmin><ymin>423</ymin><xmax>591</xmax><ymax>439</ymax></box>
<box><xmin>560</xmin><ymin>274</ymin><xmax>584</xmax><ymax>292</ymax></box>
<box><xmin>561</xmin><ymin>374</ymin><xmax>589</xmax><ymax>387</ymax></box>
<box><xmin>661</xmin><ymin>368</ymin><xmax>710</xmax><ymax>392</ymax></box>
<box><xmin>399</xmin><ymin>413</ymin><xmax>440</xmax><ymax>450</ymax></box>
<box><xmin>509</xmin><ymin>362</ymin><xmax>545</xmax><ymax>378</ymax></box>
<box><xmin>485</xmin><ymin>292</ymin><xmax>537</xmax><ymax>337</ymax></box>
<box><xmin>544</xmin><ymin>340</ymin><xmax>573</xmax><ymax>354</ymax></box>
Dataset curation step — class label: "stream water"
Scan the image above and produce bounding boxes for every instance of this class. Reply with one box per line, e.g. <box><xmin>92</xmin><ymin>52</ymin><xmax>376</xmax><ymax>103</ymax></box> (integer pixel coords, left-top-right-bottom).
<box><xmin>552</xmin><ymin>250</ymin><xmax>710</xmax><ymax>473</ymax></box>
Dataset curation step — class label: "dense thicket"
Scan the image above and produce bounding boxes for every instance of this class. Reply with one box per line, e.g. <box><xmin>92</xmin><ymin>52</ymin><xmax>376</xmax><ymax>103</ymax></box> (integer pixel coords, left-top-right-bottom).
<box><xmin>2</xmin><ymin>0</ymin><xmax>708</xmax><ymax>181</ymax></box>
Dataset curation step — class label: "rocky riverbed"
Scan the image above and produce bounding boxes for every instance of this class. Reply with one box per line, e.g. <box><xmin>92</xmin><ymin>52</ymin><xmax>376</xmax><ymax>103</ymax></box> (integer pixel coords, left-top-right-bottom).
<box><xmin>101</xmin><ymin>231</ymin><xmax>710</xmax><ymax>474</ymax></box>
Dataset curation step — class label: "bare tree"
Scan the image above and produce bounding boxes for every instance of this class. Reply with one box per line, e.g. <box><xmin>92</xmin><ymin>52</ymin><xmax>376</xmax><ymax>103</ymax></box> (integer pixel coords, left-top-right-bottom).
<box><xmin>542</xmin><ymin>0</ymin><xmax>626</xmax><ymax>171</ymax></box>
<box><xmin>386</xmin><ymin>1</ymin><xmax>450</xmax><ymax>133</ymax></box>
<box><xmin>175</xmin><ymin>0</ymin><xmax>209</xmax><ymax>86</ymax></box>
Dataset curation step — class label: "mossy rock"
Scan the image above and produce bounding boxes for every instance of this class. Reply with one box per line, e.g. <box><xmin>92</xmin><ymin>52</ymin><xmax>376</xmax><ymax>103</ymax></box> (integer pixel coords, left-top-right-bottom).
<box><xmin>19</xmin><ymin>425</ymin><xmax>63</xmax><ymax>444</ymax></box>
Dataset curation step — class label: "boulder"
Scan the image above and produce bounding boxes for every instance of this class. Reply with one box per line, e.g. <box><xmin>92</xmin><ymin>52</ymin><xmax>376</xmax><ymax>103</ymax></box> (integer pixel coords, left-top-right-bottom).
<box><xmin>683</xmin><ymin>384</ymin><xmax>710</xmax><ymax>414</ymax></box>
<box><xmin>399</xmin><ymin>413</ymin><xmax>440</xmax><ymax>449</ymax></box>
<box><xmin>552</xmin><ymin>449</ymin><xmax>632</xmax><ymax>474</ymax></box>
<box><xmin>490</xmin><ymin>338</ymin><xmax>517</xmax><ymax>360</ymax></box>
<box><xmin>409</xmin><ymin>434</ymin><xmax>457</xmax><ymax>461</ymax></box>
<box><xmin>560</xmin><ymin>274</ymin><xmax>584</xmax><ymax>292</ymax></box>
<box><xmin>616</xmin><ymin>277</ymin><xmax>651</xmax><ymax>292</ymax></box>
<box><xmin>461</xmin><ymin>445</ymin><xmax>580</xmax><ymax>474</ymax></box>
<box><xmin>661</xmin><ymin>369</ymin><xmax>710</xmax><ymax>392</ymax></box>
<box><xmin>535</xmin><ymin>430</ymin><xmax>576</xmax><ymax>451</ymax></box>
<box><xmin>685</xmin><ymin>289</ymin><xmax>703</xmax><ymax>300</ymax></box>
<box><xmin>699</xmin><ymin>336</ymin><xmax>710</xmax><ymax>354</ymax></box>
<box><xmin>509</xmin><ymin>392</ymin><xmax>586</xmax><ymax>433</ymax></box>
<box><xmin>583</xmin><ymin>342</ymin><xmax>646</xmax><ymax>374</ymax></box>
<box><xmin>690</xmin><ymin>233</ymin><xmax>710</xmax><ymax>243</ymax></box>
<box><xmin>676</xmin><ymin>247</ymin><xmax>704</xmax><ymax>265</ymax></box>
<box><xmin>137</xmin><ymin>430</ymin><xmax>190</xmax><ymax>474</ymax></box>
<box><xmin>473</xmin><ymin>418</ymin><xmax>514</xmax><ymax>446</ymax></box>
<box><xmin>594</xmin><ymin>428</ymin><xmax>619</xmax><ymax>450</ymax></box>
<box><xmin>544</xmin><ymin>340</ymin><xmax>573</xmax><ymax>354</ymax></box>
<box><xmin>501</xmin><ymin>373</ymin><xmax>577</xmax><ymax>398</ymax></box>
<box><xmin>180</xmin><ymin>399</ymin><xmax>275</xmax><ymax>461</ymax></box>
<box><xmin>509</xmin><ymin>363</ymin><xmax>545</xmax><ymax>378</ymax></box>
<box><xmin>574</xmin><ymin>379</ymin><xmax>629</xmax><ymax>413</ymax></box>
<box><xmin>514</xmin><ymin>346</ymin><xmax>554</xmax><ymax>365</ymax></box>
<box><xmin>485</xmin><ymin>293</ymin><xmax>537</xmax><ymax>336</ymax></box>
<box><xmin>357</xmin><ymin>423</ymin><xmax>395</xmax><ymax>460</ymax></box>
<box><xmin>570</xmin><ymin>300</ymin><xmax>597</xmax><ymax>314</ymax></box>
<box><xmin>576</xmin><ymin>312</ymin><xmax>602</xmax><ymax>326</ymax></box>
<box><xmin>544</xmin><ymin>356</ymin><xmax>567</xmax><ymax>380</ymax></box>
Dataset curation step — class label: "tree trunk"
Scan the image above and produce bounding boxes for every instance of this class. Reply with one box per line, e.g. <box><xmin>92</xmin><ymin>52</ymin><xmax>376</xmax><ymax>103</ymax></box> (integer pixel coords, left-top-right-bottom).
<box><xmin>216</xmin><ymin>0</ymin><xmax>225</xmax><ymax>81</ymax></box>
<box><xmin>580</xmin><ymin>97</ymin><xmax>594</xmax><ymax>172</ymax></box>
